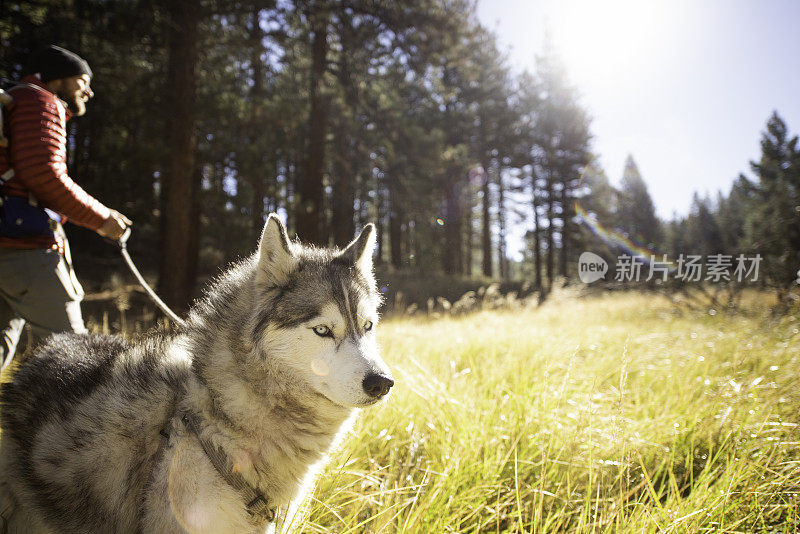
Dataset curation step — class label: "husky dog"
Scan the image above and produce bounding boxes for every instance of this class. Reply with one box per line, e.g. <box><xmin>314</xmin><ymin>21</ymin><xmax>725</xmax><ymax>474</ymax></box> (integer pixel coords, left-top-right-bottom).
<box><xmin>0</xmin><ymin>214</ymin><xmax>393</xmax><ymax>534</ymax></box>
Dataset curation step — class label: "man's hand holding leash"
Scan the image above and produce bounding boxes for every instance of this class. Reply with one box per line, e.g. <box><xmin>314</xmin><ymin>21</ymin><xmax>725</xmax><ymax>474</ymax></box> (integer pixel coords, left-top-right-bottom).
<box><xmin>97</xmin><ymin>209</ymin><xmax>131</xmax><ymax>241</ymax></box>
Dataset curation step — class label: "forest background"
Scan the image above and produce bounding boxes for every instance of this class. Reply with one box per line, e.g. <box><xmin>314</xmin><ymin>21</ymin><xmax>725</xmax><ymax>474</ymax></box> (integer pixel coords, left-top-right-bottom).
<box><xmin>2</xmin><ymin>0</ymin><xmax>799</xmax><ymax>315</ymax></box>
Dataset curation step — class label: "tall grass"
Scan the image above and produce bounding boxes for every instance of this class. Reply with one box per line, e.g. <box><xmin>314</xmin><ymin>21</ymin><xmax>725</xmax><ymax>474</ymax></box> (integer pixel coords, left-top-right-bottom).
<box><xmin>300</xmin><ymin>292</ymin><xmax>800</xmax><ymax>533</ymax></box>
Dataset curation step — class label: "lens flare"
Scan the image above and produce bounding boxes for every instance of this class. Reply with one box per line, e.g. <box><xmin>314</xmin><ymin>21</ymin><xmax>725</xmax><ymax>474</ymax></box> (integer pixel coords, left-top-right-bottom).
<box><xmin>574</xmin><ymin>161</ymin><xmax>672</xmax><ymax>268</ymax></box>
<box><xmin>574</xmin><ymin>203</ymin><xmax>661</xmax><ymax>262</ymax></box>
<box><xmin>311</xmin><ymin>358</ymin><xmax>329</xmax><ymax>376</ymax></box>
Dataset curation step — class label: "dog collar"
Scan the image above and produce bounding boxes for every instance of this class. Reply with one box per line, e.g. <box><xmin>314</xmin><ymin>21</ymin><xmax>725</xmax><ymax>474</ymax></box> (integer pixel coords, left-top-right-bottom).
<box><xmin>174</xmin><ymin>412</ymin><xmax>277</xmax><ymax>524</ymax></box>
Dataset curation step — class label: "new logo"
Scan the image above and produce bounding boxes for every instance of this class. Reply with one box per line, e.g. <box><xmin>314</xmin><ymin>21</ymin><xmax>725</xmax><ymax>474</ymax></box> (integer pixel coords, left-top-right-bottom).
<box><xmin>578</xmin><ymin>252</ymin><xmax>608</xmax><ymax>283</ymax></box>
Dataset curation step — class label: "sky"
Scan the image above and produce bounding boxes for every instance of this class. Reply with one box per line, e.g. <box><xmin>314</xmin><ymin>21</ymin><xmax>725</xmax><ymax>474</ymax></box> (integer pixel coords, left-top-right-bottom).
<box><xmin>476</xmin><ymin>0</ymin><xmax>800</xmax><ymax>220</ymax></box>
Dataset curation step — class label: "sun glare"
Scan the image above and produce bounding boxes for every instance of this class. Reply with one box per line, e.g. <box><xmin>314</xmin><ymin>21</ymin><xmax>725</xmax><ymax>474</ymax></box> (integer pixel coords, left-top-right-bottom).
<box><xmin>550</xmin><ymin>0</ymin><xmax>671</xmax><ymax>83</ymax></box>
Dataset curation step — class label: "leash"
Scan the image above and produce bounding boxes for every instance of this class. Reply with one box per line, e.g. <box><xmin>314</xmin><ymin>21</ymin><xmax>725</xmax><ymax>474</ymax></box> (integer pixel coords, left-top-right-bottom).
<box><xmin>117</xmin><ymin>228</ymin><xmax>187</xmax><ymax>327</ymax></box>
<box><xmin>180</xmin><ymin>411</ymin><xmax>277</xmax><ymax>523</ymax></box>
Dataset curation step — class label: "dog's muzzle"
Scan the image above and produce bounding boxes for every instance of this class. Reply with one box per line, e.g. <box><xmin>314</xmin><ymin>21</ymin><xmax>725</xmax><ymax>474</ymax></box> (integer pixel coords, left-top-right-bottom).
<box><xmin>362</xmin><ymin>373</ymin><xmax>394</xmax><ymax>398</ymax></box>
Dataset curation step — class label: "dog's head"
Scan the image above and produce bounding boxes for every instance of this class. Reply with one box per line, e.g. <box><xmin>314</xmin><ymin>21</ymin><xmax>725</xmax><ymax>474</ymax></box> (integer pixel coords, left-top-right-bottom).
<box><xmin>251</xmin><ymin>214</ymin><xmax>393</xmax><ymax>408</ymax></box>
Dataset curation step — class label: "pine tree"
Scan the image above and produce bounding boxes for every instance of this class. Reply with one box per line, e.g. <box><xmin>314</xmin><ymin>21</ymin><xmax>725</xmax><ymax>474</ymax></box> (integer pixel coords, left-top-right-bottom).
<box><xmin>685</xmin><ymin>193</ymin><xmax>723</xmax><ymax>256</ymax></box>
<box><xmin>525</xmin><ymin>45</ymin><xmax>591</xmax><ymax>288</ymax></box>
<box><xmin>743</xmin><ymin>112</ymin><xmax>800</xmax><ymax>297</ymax></box>
<box><xmin>616</xmin><ymin>155</ymin><xmax>661</xmax><ymax>248</ymax></box>
<box><xmin>716</xmin><ymin>176</ymin><xmax>754</xmax><ymax>253</ymax></box>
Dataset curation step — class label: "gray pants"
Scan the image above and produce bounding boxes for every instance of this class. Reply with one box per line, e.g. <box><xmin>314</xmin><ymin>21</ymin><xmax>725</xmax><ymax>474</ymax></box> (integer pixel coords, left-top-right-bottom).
<box><xmin>0</xmin><ymin>242</ymin><xmax>87</xmax><ymax>369</ymax></box>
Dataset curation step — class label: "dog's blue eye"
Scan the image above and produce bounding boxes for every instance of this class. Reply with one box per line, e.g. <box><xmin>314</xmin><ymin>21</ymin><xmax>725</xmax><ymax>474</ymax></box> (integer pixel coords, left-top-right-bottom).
<box><xmin>364</xmin><ymin>321</ymin><xmax>373</xmax><ymax>332</ymax></box>
<box><xmin>313</xmin><ymin>325</ymin><xmax>333</xmax><ymax>338</ymax></box>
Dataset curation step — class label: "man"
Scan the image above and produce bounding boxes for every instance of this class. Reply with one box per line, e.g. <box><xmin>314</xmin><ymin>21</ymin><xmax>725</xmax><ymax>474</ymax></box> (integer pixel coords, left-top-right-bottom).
<box><xmin>0</xmin><ymin>45</ymin><xmax>131</xmax><ymax>368</ymax></box>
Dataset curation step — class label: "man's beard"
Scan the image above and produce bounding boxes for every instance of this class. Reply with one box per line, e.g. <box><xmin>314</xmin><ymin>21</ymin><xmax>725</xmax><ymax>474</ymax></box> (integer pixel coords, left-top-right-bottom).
<box><xmin>57</xmin><ymin>91</ymin><xmax>87</xmax><ymax>116</ymax></box>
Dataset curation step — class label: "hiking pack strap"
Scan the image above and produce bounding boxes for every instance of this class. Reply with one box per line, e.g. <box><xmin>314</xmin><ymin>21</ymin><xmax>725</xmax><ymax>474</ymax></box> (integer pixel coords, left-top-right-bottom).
<box><xmin>0</xmin><ymin>168</ymin><xmax>13</xmax><ymax>186</ymax></box>
<box><xmin>0</xmin><ymin>88</ymin><xmax>11</xmax><ymax>148</ymax></box>
<box><xmin>181</xmin><ymin>411</ymin><xmax>277</xmax><ymax>524</ymax></box>
<box><xmin>0</xmin><ymin>82</ymin><xmax>55</xmax><ymax>151</ymax></box>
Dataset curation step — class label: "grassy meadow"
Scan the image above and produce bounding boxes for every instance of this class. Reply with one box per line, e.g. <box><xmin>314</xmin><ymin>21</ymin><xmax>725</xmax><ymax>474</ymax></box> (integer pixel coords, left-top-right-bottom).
<box><xmin>299</xmin><ymin>291</ymin><xmax>800</xmax><ymax>533</ymax></box>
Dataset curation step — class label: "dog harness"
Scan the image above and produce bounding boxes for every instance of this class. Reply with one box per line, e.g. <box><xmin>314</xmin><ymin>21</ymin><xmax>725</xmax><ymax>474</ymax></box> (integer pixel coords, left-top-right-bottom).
<box><xmin>160</xmin><ymin>412</ymin><xmax>277</xmax><ymax>524</ymax></box>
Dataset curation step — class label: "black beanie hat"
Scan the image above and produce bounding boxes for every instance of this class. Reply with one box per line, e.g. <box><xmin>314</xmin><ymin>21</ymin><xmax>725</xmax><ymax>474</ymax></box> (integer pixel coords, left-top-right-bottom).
<box><xmin>28</xmin><ymin>45</ymin><xmax>93</xmax><ymax>82</ymax></box>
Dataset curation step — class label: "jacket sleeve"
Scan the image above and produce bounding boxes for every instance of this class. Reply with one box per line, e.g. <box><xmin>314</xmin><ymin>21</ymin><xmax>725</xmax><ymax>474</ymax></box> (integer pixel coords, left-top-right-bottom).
<box><xmin>8</xmin><ymin>88</ymin><xmax>111</xmax><ymax>230</ymax></box>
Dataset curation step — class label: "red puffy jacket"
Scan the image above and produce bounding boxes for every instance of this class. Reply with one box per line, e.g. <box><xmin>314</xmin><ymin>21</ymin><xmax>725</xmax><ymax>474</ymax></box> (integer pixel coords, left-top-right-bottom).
<box><xmin>0</xmin><ymin>75</ymin><xmax>111</xmax><ymax>250</ymax></box>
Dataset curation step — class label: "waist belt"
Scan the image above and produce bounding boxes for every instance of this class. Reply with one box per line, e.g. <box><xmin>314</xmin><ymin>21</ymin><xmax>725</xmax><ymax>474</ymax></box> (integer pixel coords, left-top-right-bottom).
<box><xmin>0</xmin><ymin>169</ymin><xmax>57</xmax><ymax>239</ymax></box>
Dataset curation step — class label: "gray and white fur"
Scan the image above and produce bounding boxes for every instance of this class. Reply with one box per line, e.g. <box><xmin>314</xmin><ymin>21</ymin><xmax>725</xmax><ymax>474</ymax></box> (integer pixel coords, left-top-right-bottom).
<box><xmin>0</xmin><ymin>214</ymin><xmax>393</xmax><ymax>533</ymax></box>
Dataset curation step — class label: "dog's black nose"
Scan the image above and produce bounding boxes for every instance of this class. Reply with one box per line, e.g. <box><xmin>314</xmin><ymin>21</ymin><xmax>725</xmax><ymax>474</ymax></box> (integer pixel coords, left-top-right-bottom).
<box><xmin>362</xmin><ymin>373</ymin><xmax>394</xmax><ymax>398</ymax></box>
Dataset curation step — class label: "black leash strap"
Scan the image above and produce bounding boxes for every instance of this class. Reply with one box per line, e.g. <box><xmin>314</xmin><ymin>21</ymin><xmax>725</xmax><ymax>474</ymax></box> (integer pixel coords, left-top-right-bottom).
<box><xmin>181</xmin><ymin>411</ymin><xmax>277</xmax><ymax>523</ymax></box>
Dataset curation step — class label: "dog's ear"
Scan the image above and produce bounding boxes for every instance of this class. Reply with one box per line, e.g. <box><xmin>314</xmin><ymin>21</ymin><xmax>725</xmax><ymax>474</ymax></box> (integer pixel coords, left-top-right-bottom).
<box><xmin>256</xmin><ymin>214</ymin><xmax>297</xmax><ymax>287</ymax></box>
<box><xmin>342</xmin><ymin>223</ymin><xmax>376</xmax><ymax>273</ymax></box>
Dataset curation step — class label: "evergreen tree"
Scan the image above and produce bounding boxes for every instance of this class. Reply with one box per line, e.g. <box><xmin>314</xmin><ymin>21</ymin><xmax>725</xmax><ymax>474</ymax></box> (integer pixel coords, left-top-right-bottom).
<box><xmin>573</xmin><ymin>161</ymin><xmax>619</xmax><ymax>264</ymax></box>
<box><xmin>460</xmin><ymin>29</ymin><xmax>514</xmax><ymax>278</ymax></box>
<box><xmin>685</xmin><ymin>193</ymin><xmax>723</xmax><ymax>256</ymax></box>
<box><xmin>743</xmin><ymin>112</ymin><xmax>800</xmax><ymax>296</ymax></box>
<box><xmin>616</xmin><ymin>155</ymin><xmax>661</xmax><ymax>248</ymax></box>
<box><xmin>716</xmin><ymin>176</ymin><xmax>754</xmax><ymax>253</ymax></box>
<box><xmin>664</xmin><ymin>215</ymin><xmax>689</xmax><ymax>258</ymax></box>
<box><xmin>578</xmin><ymin>162</ymin><xmax>617</xmax><ymax>230</ymax></box>
<box><xmin>526</xmin><ymin>44</ymin><xmax>591</xmax><ymax>288</ymax></box>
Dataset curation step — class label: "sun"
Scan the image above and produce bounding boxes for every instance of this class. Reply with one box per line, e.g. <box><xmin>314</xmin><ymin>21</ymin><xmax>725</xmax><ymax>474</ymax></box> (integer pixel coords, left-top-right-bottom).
<box><xmin>549</xmin><ymin>0</ymin><xmax>670</xmax><ymax>83</ymax></box>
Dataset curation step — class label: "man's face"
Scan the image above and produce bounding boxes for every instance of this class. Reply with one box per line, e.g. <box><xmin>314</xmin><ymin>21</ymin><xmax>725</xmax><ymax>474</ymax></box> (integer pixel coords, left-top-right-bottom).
<box><xmin>51</xmin><ymin>74</ymin><xmax>93</xmax><ymax>116</ymax></box>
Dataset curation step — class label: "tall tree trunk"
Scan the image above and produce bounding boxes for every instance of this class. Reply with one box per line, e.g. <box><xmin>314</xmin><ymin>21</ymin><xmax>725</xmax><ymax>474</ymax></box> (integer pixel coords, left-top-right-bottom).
<box><xmin>480</xmin><ymin>161</ymin><xmax>492</xmax><ymax>277</ymax></box>
<box><xmin>443</xmin><ymin>171</ymin><xmax>464</xmax><ymax>274</ymax></box>
<box><xmin>159</xmin><ymin>0</ymin><xmax>200</xmax><ymax>311</ymax></box>
<box><xmin>464</xmin><ymin>200</ymin><xmax>473</xmax><ymax>276</ymax></box>
<box><xmin>408</xmin><ymin>219</ymin><xmax>417</xmax><ymax>267</ymax></box>
<box><xmin>532</xmin><ymin>172</ymin><xmax>542</xmax><ymax>291</ymax></box>
<box><xmin>331</xmin><ymin>126</ymin><xmax>355</xmax><ymax>247</ymax></box>
<box><xmin>286</xmin><ymin>157</ymin><xmax>296</xmax><ymax>235</ymax></box>
<box><xmin>252</xmin><ymin>171</ymin><xmax>266</xmax><ymax>238</ymax></box>
<box><xmin>497</xmin><ymin>162</ymin><xmax>508</xmax><ymax>279</ymax></box>
<box><xmin>559</xmin><ymin>177</ymin><xmax>570</xmax><ymax>280</ymax></box>
<box><xmin>403</xmin><ymin>218</ymin><xmax>412</xmax><ymax>264</ymax></box>
<box><xmin>375</xmin><ymin>176</ymin><xmax>385</xmax><ymax>265</ymax></box>
<box><xmin>249</xmin><ymin>7</ymin><xmax>266</xmax><ymax>241</ymax></box>
<box><xmin>546</xmin><ymin>168</ymin><xmax>555</xmax><ymax>291</ymax></box>
<box><xmin>331</xmin><ymin>19</ymin><xmax>357</xmax><ymax>247</ymax></box>
<box><xmin>296</xmin><ymin>14</ymin><xmax>329</xmax><ymax>244</ymax></box>
<box><xmin>388</xmin><ymin>173</ymin><xmax>404</xmax><ymax>268</ymax></box>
